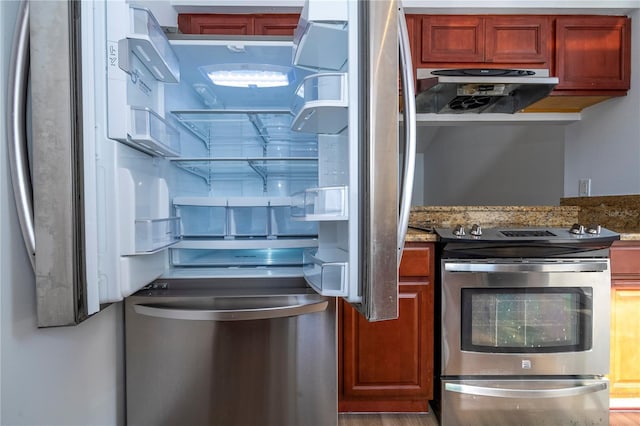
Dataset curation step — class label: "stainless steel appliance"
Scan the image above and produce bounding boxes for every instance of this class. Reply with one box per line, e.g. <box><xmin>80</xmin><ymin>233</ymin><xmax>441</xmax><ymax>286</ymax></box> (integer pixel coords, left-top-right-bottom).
<box><xmin>435</xmin><ymin>225</ymin><xmax>619</xmax><ymax>426</ymax></box>
<box><xmin>125</xmin><ymin>279</ymin><xmax>334</xmax><ymax>426</ymax></box>
<box><xmin>8</xmin><ymin>0</ymin><xmax>417</xmax><ymax>424</ymax></box>
<box><xmin>416</xmin><ymin>68</ymin><xmax>558</xmax><ymax>113</ymax></box>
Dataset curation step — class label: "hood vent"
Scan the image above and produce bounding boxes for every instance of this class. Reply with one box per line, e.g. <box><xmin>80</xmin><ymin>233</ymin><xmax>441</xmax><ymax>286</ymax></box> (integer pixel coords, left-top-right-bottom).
<box><xmin>415</xmin><ymin>69</ymin><xmax>559</xmax><ymax>114</ymax></box>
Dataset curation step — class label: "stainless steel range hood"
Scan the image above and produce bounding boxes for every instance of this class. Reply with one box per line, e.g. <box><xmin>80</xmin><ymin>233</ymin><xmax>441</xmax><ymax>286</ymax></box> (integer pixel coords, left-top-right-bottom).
<box><xmin>415</xmin><ymin>68</ymin><xmax>558</xmax><ymax>114</ymax></box>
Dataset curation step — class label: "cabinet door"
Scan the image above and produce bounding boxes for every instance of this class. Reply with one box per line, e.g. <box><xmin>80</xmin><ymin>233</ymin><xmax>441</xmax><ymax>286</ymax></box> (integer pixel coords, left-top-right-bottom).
<box><xmin>340</xmin><ymin>282</ymin><xmax>433</xmax><ymax>412</ymax></box>
<box><xmin>178</xmin><ymin>14</ymin><xmax>252</xmax><ymax>35</ymax></box>
<box><xmin>419</xmin><ymin>16</ymin><xmax>484</xmax><ymax>64</ymax></box>
<box><xmin>555</xmin><ymin>16</ymin><xmax>631</xmax><ymax>91</ymax></box>
<box><xmin>610</xmin><ymin>282</ymin><xmax>640</xmax><ymax>399</ymax></box>
<box><xmin>254</xmin><ymin>14</ymin><xmax>299</xmax><ymax>36</ymax></box>
<box><xmin>339</xmin><ymin>243</ymin><xmax>434</xmax><ymax>412</ymax></box>
<box><xmin>485</xmin><ymin>16</ymin><xmax>550</xmax><ymax>66</ymax></box>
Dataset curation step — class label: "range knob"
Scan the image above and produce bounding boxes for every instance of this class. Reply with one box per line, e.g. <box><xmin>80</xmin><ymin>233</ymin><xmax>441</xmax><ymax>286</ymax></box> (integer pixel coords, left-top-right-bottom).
<box><xmin>453</xmin><ymin>225</ymin><xmax>465</xmax><ymax>236</ymax></box>
<box><xmin>569</xmin><ymin>223</ymin><xmax>585</xmax><ymax>235</ymax></box>
<box><xmin>586</xmin><ymin>224</ymin><xmax>602</xmax><ymax>235</ymax></box>
<box><xmin>470</xmin><ymin>224</ymin><xmax>482</xmax><ymax>236</ymax></box>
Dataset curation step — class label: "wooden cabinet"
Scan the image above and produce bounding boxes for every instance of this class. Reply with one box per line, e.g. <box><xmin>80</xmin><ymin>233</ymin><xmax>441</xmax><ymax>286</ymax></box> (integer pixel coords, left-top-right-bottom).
<box><xmin>178</xmin><ymin>14</ymin><xmax>300</xmax><ymax>36</ymax></box>
<box><xmin>554</xmin><ymin>16</ymin><xmax>631</xmax><ymax>93</ymax></box>
<box><xmin>609</xmin><ymin>242</ymin><xmax>640</xmax><ymax>400</ymax></box>
<box><xmin>416</xmin><ymin>15</ymin><xmax>551</xmax><ymax>69</ymax></box>
<box><xmin>339</xmin><ymin>243</ymin><xmax>434</xmax><ymax>412</ymax></box>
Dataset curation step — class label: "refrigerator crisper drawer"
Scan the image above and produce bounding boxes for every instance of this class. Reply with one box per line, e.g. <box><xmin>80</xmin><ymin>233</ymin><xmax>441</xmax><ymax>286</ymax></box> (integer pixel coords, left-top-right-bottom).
<box><xmin>174</xmin><ymin>197</ymin><xmax>318</xmax><ymax>238</ymax></box>
<box><xmin>441</xmin><ymin>378</ymin><xmax>609</xmax><ymax>426</ymax></box>
<box><xmin>303</xmin><ymin>248</ymin><xmax>348</xmax><ymax>296</ymax></box>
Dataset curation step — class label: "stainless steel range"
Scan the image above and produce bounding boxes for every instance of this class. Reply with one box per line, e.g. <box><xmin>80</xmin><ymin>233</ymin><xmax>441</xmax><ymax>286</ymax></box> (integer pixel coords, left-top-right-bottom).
<box><xmin>435</xmin><ymin>223</ymin><xmax>619</xmax><ymax>426</ymax></box>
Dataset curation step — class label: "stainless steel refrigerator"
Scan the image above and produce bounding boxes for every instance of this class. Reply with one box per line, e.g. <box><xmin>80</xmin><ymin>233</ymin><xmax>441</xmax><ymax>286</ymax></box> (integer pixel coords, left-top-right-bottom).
<box><xmin>7</xmin><ymin>0</ymin><xmax>416</xmax><ymax>424</ymax></box>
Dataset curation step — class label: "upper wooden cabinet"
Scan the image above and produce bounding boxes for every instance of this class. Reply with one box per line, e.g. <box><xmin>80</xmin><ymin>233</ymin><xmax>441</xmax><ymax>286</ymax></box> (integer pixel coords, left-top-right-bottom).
<box><xmin>417</xmin><ymin>15</ymin><xmax>551</xmax><ymax>69</ymax></box>
<box><xmin>178</xmin><ymin>14</ymin><xmax>300</xmax><ymax>36</ymax></box>
<box><xmin>554</xmin><ymin>16</ymin><xmax>631</xmax><ymax>93</ymax></box>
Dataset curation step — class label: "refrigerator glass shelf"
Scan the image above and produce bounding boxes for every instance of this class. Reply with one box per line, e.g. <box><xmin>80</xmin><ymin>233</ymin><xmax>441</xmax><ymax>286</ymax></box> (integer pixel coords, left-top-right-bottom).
<box><xmin>134</xmin><ymin>217</ymin><xmax>181</xmax><ymax>254</ymax></box>
<box><xmin>119</xmin><ymin>7</ymin><xmax>180</xmax><ymax>83</ymax></box>
<box><xmin>291</xmin><ymin>186</ymin><xmax>348</xmax><ymax>221</ymax></box>
<box><xmin>171</xmin><ymin>109</ymin><xmax>317</xmax><ymax>148</ymax></box>
<box><xmin>171</xmin><ymin>157</ymin><xmax>318</xmax><ymax>185</ymax></box>
<box><xmin>174</xmin><ymin>197</ymin><xmax>318</xmax><ymax>238</ymax></box>
<box><xmin>129</xmin><ymin>107</ymin><xmax>180</xmax><ymax>157</ymax></box>
<box><xmin>302</xmin><ymin>247</ymin><xmax>348</xmax><ymax>296</ymax></box>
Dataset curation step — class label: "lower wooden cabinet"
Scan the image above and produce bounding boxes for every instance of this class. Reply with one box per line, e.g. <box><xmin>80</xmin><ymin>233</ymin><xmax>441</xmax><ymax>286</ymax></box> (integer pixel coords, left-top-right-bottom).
<box><xmin>339</xmin><ymin>242</ymin><xmax>434</xmax><ymax>412</ymax></box>
<box><xmin>610</xmin><ymin>242</ymin><xmax>640</xmax><ymax>400</ymax></box>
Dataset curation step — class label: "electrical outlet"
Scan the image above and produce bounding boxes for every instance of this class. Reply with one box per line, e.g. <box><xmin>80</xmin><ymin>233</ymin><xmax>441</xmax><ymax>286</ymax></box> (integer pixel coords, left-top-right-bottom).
<box><xmin>579</xmin><ymin>179</ymin><xmax>591</xmax><ymax>197</ymax></box>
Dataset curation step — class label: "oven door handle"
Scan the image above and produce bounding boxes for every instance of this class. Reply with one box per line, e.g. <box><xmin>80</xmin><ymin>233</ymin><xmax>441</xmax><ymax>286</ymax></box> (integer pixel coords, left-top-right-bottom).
<box><xmin>444</xmin><ymin>261</ymin><xmax>609</xmax><ymax>273</ymax></box>
<box><xmin>445</xmin><ymin>382</ymin><xmax>607</xmax><ymax>399</ymax></box>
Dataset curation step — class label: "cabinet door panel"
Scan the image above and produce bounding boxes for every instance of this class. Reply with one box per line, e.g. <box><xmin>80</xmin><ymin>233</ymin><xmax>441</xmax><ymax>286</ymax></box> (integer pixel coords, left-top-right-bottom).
<box><xmin>399</xmin><ymin>244</ymin><xmax>431</xmax><ymax>277</ymax></box>
<box><xmin>420</xmin><ymin>16</ymin><xmax>484</xmax><ymax>64</ymax></box>
<box><xmin>341</xmin><ymin>283</ymin><xmax>433</xmax><ymax>400</ymax></box>
<box><xmin>555</xmin><ymin>16</ymin><xmax>631</xmax><ymax>91</ymax></box>
<box><xmin>610</xmin><ymin>283</ymin><xmax>640</xmax><ymax>398</ymax></box>
<box><xmin>485</xmin><ymin>16</ymin><xmax>550</xmax><ymax>65</ymax></box>
<box><xmin>178</xmin><ymin>14</ymin><xmax>252</xmax><ymax>35</ymax></box>
<box><xmin>254</xmin><ymin>14</ymin><xmax>299</xmax><ymax>36</ymax></box>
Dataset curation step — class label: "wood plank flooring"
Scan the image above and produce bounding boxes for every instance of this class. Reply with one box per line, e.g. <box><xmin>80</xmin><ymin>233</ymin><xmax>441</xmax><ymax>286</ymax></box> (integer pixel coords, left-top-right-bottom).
<box><xmin>338</xmin><ymin>411</ymin><xmax>640</xmax><ymax>426</ymax></box>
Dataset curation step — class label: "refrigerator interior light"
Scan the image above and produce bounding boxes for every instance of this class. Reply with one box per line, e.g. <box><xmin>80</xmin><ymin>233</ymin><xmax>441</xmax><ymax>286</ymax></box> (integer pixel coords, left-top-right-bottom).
<box><xmin>201</xmin><ymin>64</ymin><xmax>293</xmax><ymax>88</ymax></box>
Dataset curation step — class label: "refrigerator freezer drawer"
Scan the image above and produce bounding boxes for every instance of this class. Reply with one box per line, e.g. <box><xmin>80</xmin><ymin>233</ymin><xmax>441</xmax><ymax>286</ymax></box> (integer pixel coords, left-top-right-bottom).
<box><xmin>441</xmin><ymin>378</ymin><xmax>609</xmax><ymax>426</ymax></box>
<box><xmin>125</xmin><ymin>289</ymin><xmax>337</xmax><ymax>426</ymax></box>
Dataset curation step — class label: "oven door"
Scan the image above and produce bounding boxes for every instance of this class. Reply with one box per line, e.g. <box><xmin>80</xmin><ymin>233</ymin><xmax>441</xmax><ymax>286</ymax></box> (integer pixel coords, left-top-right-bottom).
<box><xmin>441</xmin><ymin>259</ymin><xmax>611</xmax><ymax>376</ymax></box>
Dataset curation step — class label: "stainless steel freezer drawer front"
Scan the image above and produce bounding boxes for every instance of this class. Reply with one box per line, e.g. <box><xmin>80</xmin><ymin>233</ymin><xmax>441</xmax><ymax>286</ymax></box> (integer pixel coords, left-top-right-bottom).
<box><xmin>441</xmin><ymin>378</ymin><xmax>609</xmax><ymax>426</ymax></box>
<box><xmin>125</xmin><ymin>290</ymin><xmax>337</xmax><ymax>426</ymax></box>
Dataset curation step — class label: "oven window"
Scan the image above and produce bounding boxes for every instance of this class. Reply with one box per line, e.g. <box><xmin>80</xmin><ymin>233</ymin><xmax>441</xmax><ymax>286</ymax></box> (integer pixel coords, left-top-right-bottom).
<box><xmin>460</xmin><ymin>288</ymin><xmax>592</xmax><ymax>353</ymax></box>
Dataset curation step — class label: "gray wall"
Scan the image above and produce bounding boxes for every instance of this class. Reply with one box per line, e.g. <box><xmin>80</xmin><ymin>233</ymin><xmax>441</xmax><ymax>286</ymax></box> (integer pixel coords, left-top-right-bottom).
<box><xmin>564</xmin><ymin>8</ymin><xmax>640</xmax><ymax>196</ymax></box>
<box><xmin>418</xmin><ymin>125</ymin><xmax>565</xmax><ymax>205</ymax></box>
<box><xmin>1</xmin><ymin>2</ymin><xmax>124</xmax><ymax>425</ymax></box>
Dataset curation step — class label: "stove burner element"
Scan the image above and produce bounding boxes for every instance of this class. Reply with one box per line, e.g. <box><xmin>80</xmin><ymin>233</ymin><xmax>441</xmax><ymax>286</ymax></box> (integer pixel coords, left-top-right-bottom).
<box><xmin>499</xmin><ymin>230</ymin><xmax>556</xmax><ymax>237</ymax></box>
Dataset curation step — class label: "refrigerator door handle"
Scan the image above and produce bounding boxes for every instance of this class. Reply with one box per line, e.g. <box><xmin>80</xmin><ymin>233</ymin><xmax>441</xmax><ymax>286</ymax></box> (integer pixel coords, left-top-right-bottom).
<box><xmin>445</xmin><ymin>382</ymin><xmax>608</xmax><ymax>399</ymax></box>
<box><xmin>397</xmin><ymin>6</ymin><xmax>417</xmax><ymax>263</ymax></box>
<box><xmin>7</xmin><ymin>0</ymin><xmax>35</xmax><ymax>271</ymax></box>
<box><xmin>133</xmin><ymin>298</ymin><xmax>329</xmax><ymax>322</ymax></box>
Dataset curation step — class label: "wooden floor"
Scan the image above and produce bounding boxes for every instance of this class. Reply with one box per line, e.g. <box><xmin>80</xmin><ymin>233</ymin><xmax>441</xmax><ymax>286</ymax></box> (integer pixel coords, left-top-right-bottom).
<box><xmin>338</xmin><ymin>411</ymin><xmax>640</xmax><ymax>426</ymax></box>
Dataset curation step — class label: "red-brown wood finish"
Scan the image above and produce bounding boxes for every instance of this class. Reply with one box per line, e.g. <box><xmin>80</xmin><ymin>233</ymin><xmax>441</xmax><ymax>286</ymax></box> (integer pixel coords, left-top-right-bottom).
<box><xmin>554</xmin><ymin>16</ymin><xmax>631</xmax><ymax>93</ymax></box>
<box><xmin>419</xmin><ymin>16</ymin><xmax>485</xmax><ymax>64</ymax></box>
<box><xmin>178</xmin><ymin>14</ymin><xmax>299</xmax><ymax>36</ymax></box>
<box><xmin>485</xmin><ymin>16</ymin><xmax>551</xmax><ymax>66</ymax></box>
<box><xmin>339</xmin><ymin>243</ymin><xmax>434</xmax><ymax>413</ymax></box>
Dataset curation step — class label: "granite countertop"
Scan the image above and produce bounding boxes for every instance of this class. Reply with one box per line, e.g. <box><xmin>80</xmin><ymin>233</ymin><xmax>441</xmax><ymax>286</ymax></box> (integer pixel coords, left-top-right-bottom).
<box><xmin>405</xmin><ymin>199</ymin><xmax>640</xmax><ymax>243</ymax></box>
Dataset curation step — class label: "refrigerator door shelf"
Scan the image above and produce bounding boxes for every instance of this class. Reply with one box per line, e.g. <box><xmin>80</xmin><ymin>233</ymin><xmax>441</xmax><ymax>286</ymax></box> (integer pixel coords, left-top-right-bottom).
<box><xmin>303</xmin><ymin>248</ymin><xmax>349</xmax><ymax>297</ymax></box>
<box><xmin>293</xmin><ymin>8</ymin><xmax>348</xmax><ymax>72</ymax></box>
<box><xmin>291</xmin><ymin>73</ymin><xmax>348</xmax><ymax>134</ymax></box>
<box><xmin>134</xmin><ymin>217</ymin><xmax>181</xmax><ymax>254</ymax></box>
<box><xmin>171</xmin><ymin>110</ymin><xmax>316</xmax><ymax>148</ymax></box>
<box><xmin>129</xmin><ymin>107</ymin><xmax>180</xmax><ymax>157</ymax></box>
<box><xmin>118</xmin><ymin>7</ymin><xmax>179</xmax><ymax>83</ymax></box>
<box><xmin>291</xmin><ymin>186</ymin><xmax>348</xmax><ymax>221</ymax></box>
